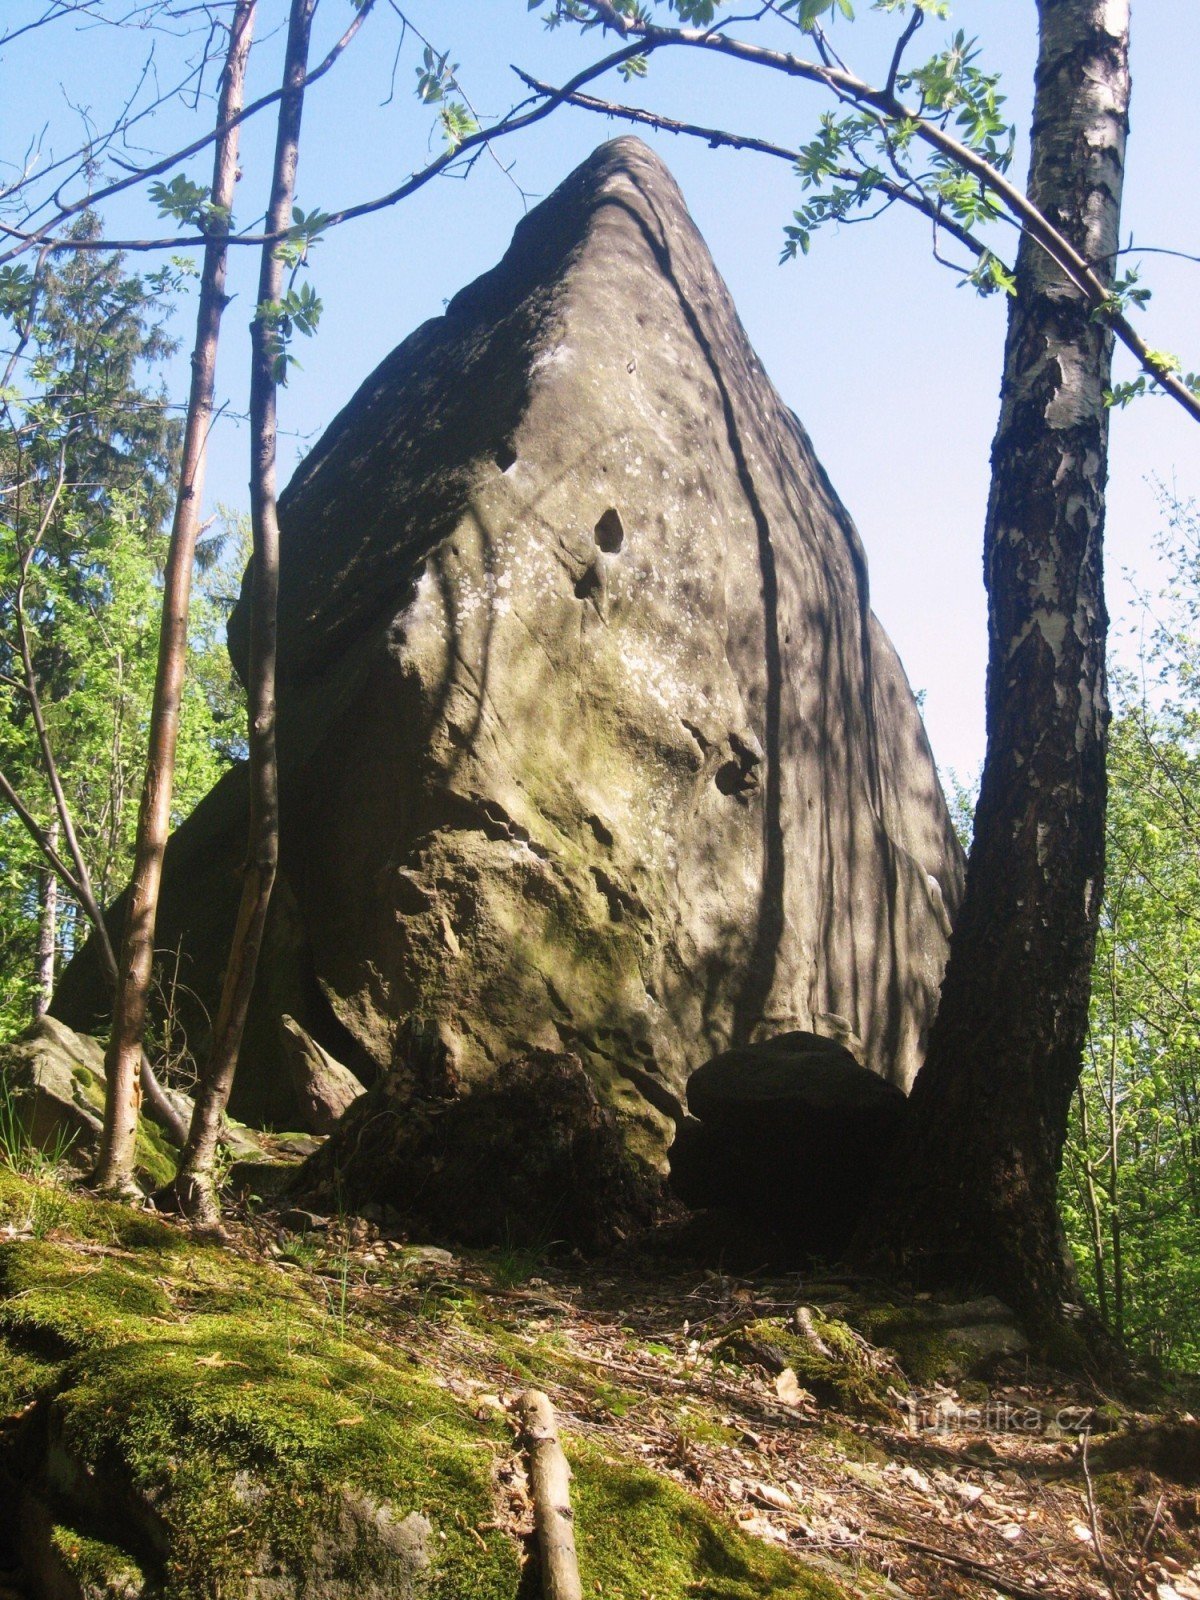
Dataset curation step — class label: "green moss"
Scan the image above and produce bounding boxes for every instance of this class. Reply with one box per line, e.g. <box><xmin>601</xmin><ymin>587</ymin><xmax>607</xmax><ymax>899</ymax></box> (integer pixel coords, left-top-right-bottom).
<box><xmin>0</xmin><ymin>1239</ymin><xmax>174</xmax><ymax>1352</ymax></box>
<box><xmin>0</xmin><ymin>1211</ymin><xmax>518</xmax><ymax>1600</ymax></box>
<box><xmin>0</xmin><ymin>1341</ymin><xmax>58</xmax><ymax>1414</ymax></box>
<box><xmin>719</xmin><ymin>1317</ymin><xmax>900</xmax><ymax>1424</ymax></box>
<box><xmin>134</xmin><ymin>1116</ymin><xmax>178</xmax><ymax>1190</ymax></box>
<box><xmin>56</xmin><ymin>1328</ymin><xmax>519</xmax><ymax>1600</ymax></box>
<box><xmin>851</xmin><ymin>1302</ymin><xmax>1027</xmax><ymax>1385</ymax></box>
<box><xmin>49</xmin><ymin>1525</ymin><xmax>147</xmax><ymax>1600</ymax></box>
<box><xmin>860</xmin><ymin>1321</ymin><xmax>964</xmax><ymax>1386</ymax></box>
<box><xmin>0</xmin><ymin>1173</ymin><xmax>860</xmax><ymax>1600</ymax></box>
<box><xmin>571</xmin><ymin>1443</ymin><xmax>849</xmax><ymax>1599</ymax></box>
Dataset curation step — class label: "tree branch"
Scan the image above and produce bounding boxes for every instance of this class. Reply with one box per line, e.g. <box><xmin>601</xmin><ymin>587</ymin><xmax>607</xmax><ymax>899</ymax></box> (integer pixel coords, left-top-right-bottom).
<box><xmin>885</xmin><ymin>4</ymin><xmax>922</xmax><ymax>100</ymax></box>
<box><xmin>526</xmin><ymin>16</ymin><xmax>1200</xmax><ymax>426</ymax></box>
<box><xmin>513</xmin><ymin>70</ymin><xmax>990</xmax><ymax>267</ymax></box>
<box><xmin>0</xmin><ymin>0</ymin><xmax>378</xmax><ymax>268</ymax></box>
<box><xmin>22</xmin><ymin>36</ymin><xmax>653</xmax><ymax>256</ymax></box>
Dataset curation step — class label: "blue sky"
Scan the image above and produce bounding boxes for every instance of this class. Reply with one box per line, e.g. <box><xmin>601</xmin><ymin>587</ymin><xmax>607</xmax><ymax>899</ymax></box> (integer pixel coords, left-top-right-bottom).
<box><xmin>4</xmin><ymin>0</ymin><xmax>1198</xmax><ymax>778</ymax></box>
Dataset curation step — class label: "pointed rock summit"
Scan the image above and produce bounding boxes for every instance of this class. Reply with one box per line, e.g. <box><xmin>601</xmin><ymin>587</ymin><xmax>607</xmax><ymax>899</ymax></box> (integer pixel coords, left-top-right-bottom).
<box><xmin>56</xmin><ymin>139</ymin><xmax>963</xmax><ymax>1239</ymax></box>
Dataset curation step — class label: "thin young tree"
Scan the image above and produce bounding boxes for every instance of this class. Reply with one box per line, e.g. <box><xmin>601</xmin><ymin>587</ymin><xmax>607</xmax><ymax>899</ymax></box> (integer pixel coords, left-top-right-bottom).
<box><xmin>33</xmin><ymin>819</ymin><xmax>58</xmax><ymax>1018</ymax></box>
<box><xmin>160</xmin><ymin>0</ymin><xmax>318</xmax><ymax>1223</ymax></box>
<box><xmin>0</xmin><ymin>231</ymin><xmax>201</xmax><ymax>1139</ymax></box>
<box><xmin>94</xmin><ymin>0</ymin><xmax>257</xmax><ymax>1195</ymax></box>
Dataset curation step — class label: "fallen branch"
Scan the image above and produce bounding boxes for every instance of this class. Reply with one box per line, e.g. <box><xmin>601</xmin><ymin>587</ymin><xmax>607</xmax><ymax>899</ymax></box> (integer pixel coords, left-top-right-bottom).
<box><xmin>517</xmin><ymin>1389</ymin><xmax>583</xmax><ymax>1600</ymax></box>
<box><xmin>864</xmin><ymin>1527</ymin><xmax>1072</xmax><ymax>1600</ymax></box>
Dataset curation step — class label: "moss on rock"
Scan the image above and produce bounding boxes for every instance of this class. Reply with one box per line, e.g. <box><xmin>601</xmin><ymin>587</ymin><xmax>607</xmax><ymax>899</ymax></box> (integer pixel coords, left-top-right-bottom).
<box><xmin>570</xmin><ymin>1444</ymin><xmax>847</xmax><ymax>1600</ymax></box>
<box><xmin>718</xmin><ymin>1315</ymin><xmax>902</xmax><ymax>1424</ymax></box>
<box><xmin>847</xmin><ymin>1296</ymin><xmax>1028</xmax><ymax>1385</ymax></box>
<box><xmin>46</xmin><ymin>1525</ymin><xmax>147</xmax><ymax>1600</ymax></box>
<box><xmin>0</xmin><ymin>1172</ymin><xmax>859</xmax><ymax>1600</ymax></box>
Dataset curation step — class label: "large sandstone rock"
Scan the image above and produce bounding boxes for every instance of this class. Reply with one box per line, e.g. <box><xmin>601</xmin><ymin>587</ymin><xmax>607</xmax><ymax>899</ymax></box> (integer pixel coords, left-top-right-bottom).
<box><xmin>0</xmin><ymin>1016</ymin><xmax>107</xmax><ymax>1155</ymax></box>
<box><xmin>55</xmin><ymin>138</ymin><xmax>962</xmax><ymax>1220</ymax></box>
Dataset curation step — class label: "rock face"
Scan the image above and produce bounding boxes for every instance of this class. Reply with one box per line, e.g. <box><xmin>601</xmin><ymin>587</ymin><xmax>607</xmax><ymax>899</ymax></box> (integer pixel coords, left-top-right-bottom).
<box><xmin>280</xmin><ymin>1015</ymin><xmax>366</xmax><ymax>1134</ymax></box>
<box><xmin>671</xmin><ymin>1032</ymin><xmax>908</xmax><ymax>1257</ymax></box>
<box><xmin>300</xmin><ymin>1047</ymin><xmax>659</xmax><ymax>1251</ymax></box>
<box><xmin>0</xmin><ymin>1016</ymin><xmax>107</xmax><ymax>1154</ymax></box>
<box><xmin>54</xmin><ymin>138</ymin><xmax>963</xmax><ymax>1215</ymax></box>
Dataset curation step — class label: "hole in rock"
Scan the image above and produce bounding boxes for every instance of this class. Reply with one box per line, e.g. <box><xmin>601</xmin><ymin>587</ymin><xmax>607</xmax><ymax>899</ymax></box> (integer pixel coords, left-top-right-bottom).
<box><xmin>715</xmin><ymin>759</ymin><xmax>759</xmax><ymax>797</ymax></box>
<box><xmin>587</xmin><ymin>814</ymin><xmax>615</xmax><ymax>849</ymax></box>
<box><xmin>493</xmin><ymin>441</ymin><xmax>517</xmax><ymax>472</ymax></box>
<box><xmin>591</xmin><ymin>867</ymin><xmax>625</xmax><ymax>922</ymax></box>
<box><xmin>574</xmin><ymin>565</ymin><xmax>602</xmax><ymax>602</ymax></box>
<box><xmin>594</xmin><ymin>508</ymin><xmax>625</xmax><ymax>553</ymax></box>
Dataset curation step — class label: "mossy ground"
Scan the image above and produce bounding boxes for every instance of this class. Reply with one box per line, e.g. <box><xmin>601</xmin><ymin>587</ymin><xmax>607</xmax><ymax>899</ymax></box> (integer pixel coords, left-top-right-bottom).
<box><xmin>570</xmin><ymin>1446</ymin><xmax>847</xmax><ymax>1600</ymax></box>
<box><xmin>0</xmin><ymin>1168</ymin><xmax>857</xmax><ymax>1600</ymax></box>
<box><xmin>718</xmin><ymin>1313</ymin><xmax>901</xmax><ymax>1424</ymax></box>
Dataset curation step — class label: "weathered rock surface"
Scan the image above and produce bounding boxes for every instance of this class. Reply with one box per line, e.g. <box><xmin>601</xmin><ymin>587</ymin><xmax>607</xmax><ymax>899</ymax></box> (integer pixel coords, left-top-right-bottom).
<box><xmin>0</xmin><ymin>1017</ymin><xmax>183</xmax><ymax>1189</ymax></box>
<box><xmin>279</xmin><ymin>1015</ymin><xmax>366</xmax><ymax>1134</ymax></box>
<box><xmin>54</xmin><ymin>138</ymin><xmax>963</xmax><ymax>1218</ymax></box>
<box><xmin>845</xmin><ymin>1294</ymin><xmax>1031</xmax><ymax>1384</ymax></box>
<box><xmin>0</xmin><ymin>1016</ymin><xmax>106</xmax><ymax>1153</ymax></box>
<box><xmin>671</xmin><ymin>1032</ymin><xmax>907</xmax><ymax>1256</ymax></box>
<box><xmin>298</xmin><ymin>1047</ymin><xmax>658</xmax><ymax>1250</ymax></box>
<box><xmin>0</xmin><ymin>1018</ymin><xmax>286</xmax><ymax>1192</ymax></box>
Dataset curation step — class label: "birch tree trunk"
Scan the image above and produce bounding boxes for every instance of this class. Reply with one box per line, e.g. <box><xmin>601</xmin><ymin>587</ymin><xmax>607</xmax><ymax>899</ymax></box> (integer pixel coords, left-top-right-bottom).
<box><xmin>863</xmin><ymin>0</ymin><xmax>1131</xmax><ymax>1336</ymax></box>
<box><xmin>93</xmin><ymin>0</ymin><xmax>258</xmax><ymax>1194</ymax></box>
<box><xmin>33</xmin><ymin>820</ymin><xmax>58</xmax><ymax>1020</ymax></box>
<box><xmin>161</xmin><ymin>0</ymin><xmax>316</xmax><ymax>1224</ymax></box>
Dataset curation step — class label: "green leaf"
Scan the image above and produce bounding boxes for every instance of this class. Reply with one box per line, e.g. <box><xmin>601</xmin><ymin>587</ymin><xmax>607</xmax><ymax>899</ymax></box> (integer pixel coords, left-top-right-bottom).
<box><xmin>148</xmin><ymin>174</ymin><xmax>211</xmax><ymax>228</ymax></box>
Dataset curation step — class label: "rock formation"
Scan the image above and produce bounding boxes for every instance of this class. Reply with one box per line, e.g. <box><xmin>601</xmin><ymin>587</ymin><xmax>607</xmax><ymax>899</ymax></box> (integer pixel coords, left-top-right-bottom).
<box><xmin>280</xmin><ymin>1015</ymin><xmax>367</xmax><ymax>1135</ymax></box>
<box><xmin>55</xmin><ymin>137</ymin><xmax>963</xmax><ymax>1228</ymax></box>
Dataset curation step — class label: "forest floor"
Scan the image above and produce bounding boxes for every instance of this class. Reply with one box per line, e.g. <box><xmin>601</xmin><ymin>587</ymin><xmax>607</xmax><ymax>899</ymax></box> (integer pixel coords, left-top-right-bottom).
<box><xmin>226</xmin><ymin>1194</ymin><xmax>1200</xmax><ymax>1600</ymax></box>
<box><xmin>3</xmin><ymin>1166</ymin><xmax>1200</xmax><ymax>1600</ymax></box>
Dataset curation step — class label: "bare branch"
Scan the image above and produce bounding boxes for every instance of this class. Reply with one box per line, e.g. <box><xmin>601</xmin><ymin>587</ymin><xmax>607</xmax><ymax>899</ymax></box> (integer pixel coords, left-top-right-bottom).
<box><xmin>512</xmin><ymin>70</ymin><xmax>991</xmax><ymax>267</ymax></box>
<box><xmin>0</xmin><ymin>0</ymin><xmax>378</xmax><ymax>267</ymax></box>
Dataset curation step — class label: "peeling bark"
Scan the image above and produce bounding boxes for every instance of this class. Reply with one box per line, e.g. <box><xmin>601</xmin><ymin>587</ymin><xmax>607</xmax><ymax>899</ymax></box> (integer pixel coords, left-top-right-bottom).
<box><xmin>861</xmin><ymin>0</ymin><xmax>1130</xmax><ymax>1335</ymax></box>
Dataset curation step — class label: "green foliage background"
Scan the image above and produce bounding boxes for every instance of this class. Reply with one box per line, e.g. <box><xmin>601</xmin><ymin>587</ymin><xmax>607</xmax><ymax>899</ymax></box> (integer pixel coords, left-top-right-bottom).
<box><xmin>1060</xmin><ymin>491</ymin><xmax>1200</xmax><ymax>1370</ymax></box>
<box><xmin>0</xmin><ymin>233</ymin><xmax>244</xmax><ymax>1037</ymax></box>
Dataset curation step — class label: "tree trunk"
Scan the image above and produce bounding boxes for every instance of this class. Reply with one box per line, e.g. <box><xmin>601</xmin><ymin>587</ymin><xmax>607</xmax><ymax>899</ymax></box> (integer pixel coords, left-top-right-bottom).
<box><xmin>33</xmin><ymin>820</ymin><xmax>58</xmax><ymax>1020</ymax></box>
<box><xmin>860</xmin><ymin>0</ymin><xmax>1130</xmax><ymax>1337</ymax></box>
<box><xmin>161</xmin><ymin>0</ymin><xmax>316</xmax><ymax>1225</ymax></box>
<box><xmin>94</xmin><ymin>0</ymin><xmax>257</xmax><ymax>1194</ymax></box>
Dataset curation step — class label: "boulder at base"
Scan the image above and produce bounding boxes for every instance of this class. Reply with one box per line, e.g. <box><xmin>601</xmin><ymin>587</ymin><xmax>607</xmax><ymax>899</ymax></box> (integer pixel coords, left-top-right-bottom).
<box><xmin>671</xmin><ymin>1032</ymin><xmax>907</xmax><ymax>1258</ymax></box>
<box><xmin>0</xmin><ymin>1017</ymin><xmax>178</xmax><ymax>1191</ymax></box>
<box><xmin>54</xmin><ymin>137</ymin><xmax>963</xmax><ymax>1244</ymax></box>
<box><xmin>298</xmin><ymin>1048</ymin><xmax>658</xmax><ymax>1251</ymax></box>
<box><xmin>280</xmin><ymin>1014</ymin><xmax>367</xmax><ymax>1135</ymax></box>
